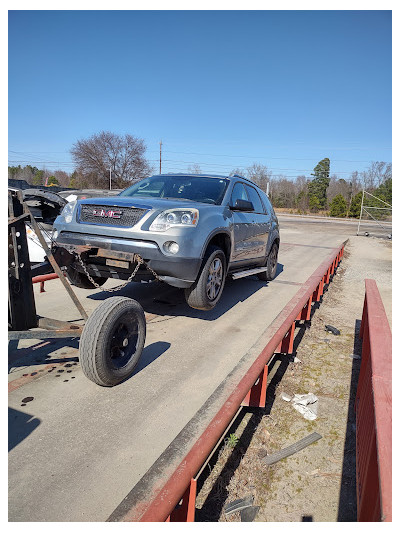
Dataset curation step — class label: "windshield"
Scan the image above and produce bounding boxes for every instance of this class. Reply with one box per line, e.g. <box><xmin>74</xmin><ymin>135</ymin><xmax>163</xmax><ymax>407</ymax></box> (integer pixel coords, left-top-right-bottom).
<box><xmin>119</xmin><ymin>175</ymin><xmax>229</xmax><ymax>205</ymax></box>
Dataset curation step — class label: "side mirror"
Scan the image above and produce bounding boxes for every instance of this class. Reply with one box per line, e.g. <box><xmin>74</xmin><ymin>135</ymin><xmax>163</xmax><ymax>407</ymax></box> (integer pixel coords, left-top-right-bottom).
<box><xmin>231</xmin><ymin>199</ymin><xmax>254</xmax><ymax>212</ymax></box>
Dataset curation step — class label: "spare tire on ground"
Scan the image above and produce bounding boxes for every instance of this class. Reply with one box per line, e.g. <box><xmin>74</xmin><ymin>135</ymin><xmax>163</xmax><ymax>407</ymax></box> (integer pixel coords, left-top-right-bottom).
<box><xmin>79</xmin><ymin>296</ymin><xmax>146</xmax><ymax>387</ymax></box>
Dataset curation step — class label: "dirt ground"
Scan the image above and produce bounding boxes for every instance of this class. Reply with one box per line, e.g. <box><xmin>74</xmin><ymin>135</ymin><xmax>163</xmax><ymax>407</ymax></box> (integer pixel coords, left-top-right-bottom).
<box><xmin>195</xmin><ymin>235</ymin><xmax>391</xmax><ymax>522</ymax></box>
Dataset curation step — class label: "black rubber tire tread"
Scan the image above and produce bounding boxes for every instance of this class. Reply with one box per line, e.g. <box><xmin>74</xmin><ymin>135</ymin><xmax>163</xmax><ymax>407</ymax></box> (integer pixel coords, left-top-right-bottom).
<box><xmin>66</xmin><ymin>265</ymin><xmax>107</xmax><ymax>289</ymax></box>
<box><xmin>257</xmin><ymin>242</ymin><xmax>279</xmax><ymax>281</ymax></box>
<box><xmin>79</xmin><ymin>296</ymin><xmax>146</xmax><ymax>387</ymax></box>
<box><xmin>262</xmin><ymin>432</ymin><xmax>322</xmax><ymax>465</ymax></box>
<box><xmin>184</xmin><ymin>245</ymin><xmax>226</xmax><ymax>311</ymax></box>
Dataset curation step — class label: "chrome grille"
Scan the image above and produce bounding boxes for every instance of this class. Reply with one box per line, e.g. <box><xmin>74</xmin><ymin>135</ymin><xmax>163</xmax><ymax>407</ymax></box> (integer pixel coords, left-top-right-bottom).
<box><xmin>79</xmin><ymin>204</ymin><xmax>147</xmax><ymax>227</ymax></box>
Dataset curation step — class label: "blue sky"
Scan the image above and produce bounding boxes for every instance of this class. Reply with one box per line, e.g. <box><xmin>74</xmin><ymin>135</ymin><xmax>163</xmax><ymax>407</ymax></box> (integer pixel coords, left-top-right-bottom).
<box><xmin>8</xmin><ymin>10</ymin><xmax>392</xmax><ymax>179</ymax></box>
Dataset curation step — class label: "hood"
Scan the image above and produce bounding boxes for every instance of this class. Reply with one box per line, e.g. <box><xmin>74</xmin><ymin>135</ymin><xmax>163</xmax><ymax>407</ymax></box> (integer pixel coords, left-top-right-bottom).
<box><xmin>77</xmin><ymin>196</ymin><xmax>218</xmax><ymax>211</ymax></box>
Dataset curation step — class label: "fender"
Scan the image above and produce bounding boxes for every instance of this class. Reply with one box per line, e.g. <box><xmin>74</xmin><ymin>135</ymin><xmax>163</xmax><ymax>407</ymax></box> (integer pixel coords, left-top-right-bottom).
<box><xmin>200</xmin><ymin>227</ymin><xmax>232</xmax><ymax>261</ymax></box>
<box><xmin>266</xmin><ymin>225</ymin><xmax>280</xmax><ymax>255</ymax></box>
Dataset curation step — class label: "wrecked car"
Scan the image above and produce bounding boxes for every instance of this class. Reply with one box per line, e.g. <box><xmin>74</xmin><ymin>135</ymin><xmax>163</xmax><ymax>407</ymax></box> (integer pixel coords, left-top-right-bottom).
<box><xmin>14</xmin><ymin>188</ymin><xmax>67</xmax><ymax>263</ymax></box>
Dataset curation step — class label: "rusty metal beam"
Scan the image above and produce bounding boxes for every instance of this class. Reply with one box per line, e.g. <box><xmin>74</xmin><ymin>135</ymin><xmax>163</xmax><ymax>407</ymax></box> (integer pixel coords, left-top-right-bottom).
<box><xmin>8</xmin><ymin>326</ymin><xmax>83</xmax><ymax>340</ymax></box>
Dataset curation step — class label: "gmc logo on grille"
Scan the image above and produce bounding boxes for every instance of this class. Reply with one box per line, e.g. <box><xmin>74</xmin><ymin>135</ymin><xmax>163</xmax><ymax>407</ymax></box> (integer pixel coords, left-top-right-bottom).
<box><xmin>92</xmin><ymin>209</ymin><xmax>123</xmax><ymax>219</ymax></box>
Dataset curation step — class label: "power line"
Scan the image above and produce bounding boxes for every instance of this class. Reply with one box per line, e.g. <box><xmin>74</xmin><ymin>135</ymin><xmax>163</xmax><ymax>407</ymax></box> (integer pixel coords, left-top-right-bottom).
<box><xmin>7</xmin><ymin>158</ymin><xmax>369</xmax><ymax>175</ymax></box>
<box><xmin>8</xmin><ymin>148</ymin><xmax>391</xmax><ymax>164</ymax></box>
<box><xmin>145</xmin><ymin>149</ymin><xmax>389</xmax><ymax>164</ymax></box>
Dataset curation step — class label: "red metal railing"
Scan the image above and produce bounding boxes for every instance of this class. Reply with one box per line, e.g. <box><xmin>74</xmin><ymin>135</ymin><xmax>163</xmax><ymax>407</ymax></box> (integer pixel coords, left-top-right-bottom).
<box><xmin>32</xmin><ymin>273</ymin><xmax>59</xmax><ymax>292</ymax></box>
<box><xmin>356</xmin><ymin>279</ymin><xmax>392</xmax><ymax>522</ymax></box>
<box><xmin>108</xmin><ymin>242</ymin><xmax>345</xmax><ymax>522</ymax></box>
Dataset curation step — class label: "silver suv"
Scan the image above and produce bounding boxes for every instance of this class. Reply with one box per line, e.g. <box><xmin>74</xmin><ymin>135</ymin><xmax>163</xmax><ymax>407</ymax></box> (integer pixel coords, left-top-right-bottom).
<box><xmin>53</xmin><ymin>173</ymin><xmax>280</xmax><ymax>310</ymax></box>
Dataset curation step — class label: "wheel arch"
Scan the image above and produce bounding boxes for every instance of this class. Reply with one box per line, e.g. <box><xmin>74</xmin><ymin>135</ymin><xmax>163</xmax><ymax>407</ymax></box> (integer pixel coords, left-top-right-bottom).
<box><xmin>268</xmin><ymin>231</ymin><xmax>280</xmax><ymax>254</ymax></box>
<box><xmin>201</xmin><ymin>230</ymin><xmax>232</xmax><ymax>261</ymax></box>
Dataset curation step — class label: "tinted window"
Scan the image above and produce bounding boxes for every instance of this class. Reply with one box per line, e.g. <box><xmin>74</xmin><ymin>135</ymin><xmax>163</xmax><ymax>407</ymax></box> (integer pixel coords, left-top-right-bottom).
<box><xmin>120</xmin><ymin>175</ymin><xmax>229</xmax><ymax>205</ymax></box>
<box><xmin>245</xmin><ymin>185</ymin><xmax>264</xmax><ymax>213</ymax></box>
<box><xmin>259</xmin><ymin>190</ymin><xmax>273</xmax><ymax>215</ymax></box>
<box><xmin>231</xmin><ymin>183</ymin><xmax>248</xmax><ymax>206</ymax></box>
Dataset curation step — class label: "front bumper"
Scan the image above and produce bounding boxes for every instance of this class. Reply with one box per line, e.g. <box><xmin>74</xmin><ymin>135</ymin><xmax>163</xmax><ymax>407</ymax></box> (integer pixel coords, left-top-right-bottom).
<box><xmin>55</xmin><ymin>231</ymin><xmax>202</xmax><ymax>287</ymax></box>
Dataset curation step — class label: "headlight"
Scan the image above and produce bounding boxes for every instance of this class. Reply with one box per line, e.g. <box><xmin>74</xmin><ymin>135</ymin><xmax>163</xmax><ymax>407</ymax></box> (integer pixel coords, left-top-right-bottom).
<box><xmin>149</xmin><ymin>208</ymin><xmax>199</xmax><ymax>232</ymax></box>
<box><xmin>60</xmin><ymin>201</ymin><xmax>77</xmax><ymax>223</ymax></box>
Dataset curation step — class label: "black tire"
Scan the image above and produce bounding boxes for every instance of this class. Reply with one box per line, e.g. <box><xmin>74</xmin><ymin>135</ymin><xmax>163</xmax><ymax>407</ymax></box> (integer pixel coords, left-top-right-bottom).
<box><xmin>66</xmin><ymin>265</ymin><xmax>107</xmax><ymax>289</ymax></box>
<box><xmin>184</xmin><ymin>245</ymin><xmax>226</xmax><ymax>310</ymax></box>
<box><xmin>257</xmin><ymin>242</ymin><xmax>279</xmax><ymax>281</ymax></box>
<box><xmin>79</xmin><ymin>296</ymin><xmax>146</xmax><ymax>387</ymax></box>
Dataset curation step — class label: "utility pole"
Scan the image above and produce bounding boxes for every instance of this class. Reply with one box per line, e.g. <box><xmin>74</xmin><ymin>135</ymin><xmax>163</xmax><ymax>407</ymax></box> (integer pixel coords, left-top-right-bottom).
<box><xmin>357</xmin><ymin>189</ymin><xmax>365</xmax><ymax>235</ymax></box>
<box><xmin>109</xmin><ymin>167</ymin><xmax>112</xmax><ymax>190</ymax></box>
<box><xmin>159</xmin><ymin>140</ymin><xmax>162</xmax><ymax>174</ymax></box>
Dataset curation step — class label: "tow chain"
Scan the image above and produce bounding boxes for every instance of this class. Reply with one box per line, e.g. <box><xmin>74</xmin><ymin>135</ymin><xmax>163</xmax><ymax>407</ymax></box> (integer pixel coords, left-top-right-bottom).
<box><xmin>76</xmin><ymin>251</ymin><xmax>161</xmax><ymax>293</ymax></box>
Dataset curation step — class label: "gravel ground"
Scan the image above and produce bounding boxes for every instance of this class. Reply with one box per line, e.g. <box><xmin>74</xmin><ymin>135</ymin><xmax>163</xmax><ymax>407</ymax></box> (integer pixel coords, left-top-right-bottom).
<box><xmin>195</xmin><ymin>235</ymin><xmax>391</xmax><ymax>522</ymax></box>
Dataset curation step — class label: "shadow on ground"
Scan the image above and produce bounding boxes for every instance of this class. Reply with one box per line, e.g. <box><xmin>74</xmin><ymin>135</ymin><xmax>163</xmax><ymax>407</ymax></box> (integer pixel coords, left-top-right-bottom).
<box><xmin>337</xmin><ymin>319</ymin><xmax>362</xmax><ymax>522</ymax></box>
<box><xmin>9</xmin><ymin>338</ymin><xmax>171</xmax><ymax>385</ymax></box>
<box><xmin>87</xmin><ymin>264</ymin><xmax>285</xmax><ymax>322</ymax></box>
<box><xmin>8</xmin><ymin>407</ymin><xmax>41</xmax><ymax>451</ymax></box>
<box><xmin>8</xmin><ymin>338</ymin><xmax>80</xmax><ymax>372</ymax></box>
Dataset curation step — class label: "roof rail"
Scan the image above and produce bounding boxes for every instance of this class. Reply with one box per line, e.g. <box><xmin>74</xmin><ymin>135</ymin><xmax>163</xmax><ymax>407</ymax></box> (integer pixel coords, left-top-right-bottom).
<box><xmin>232</xmin><ymin>174</ymin><xmax>259</xmax><ymax>186</ymax></box>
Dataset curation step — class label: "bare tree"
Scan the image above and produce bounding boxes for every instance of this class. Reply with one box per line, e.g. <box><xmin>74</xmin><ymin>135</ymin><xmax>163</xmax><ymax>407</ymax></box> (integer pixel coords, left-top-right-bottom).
<box><xmin>71</xmin><ymin>131</ymin><xmax>153</xmax><ymax>188</ymax></box>
<box><xmin>327</xmin><ymin>174</ymin><xmax>351</xmax><ymax>204</ymax></box>
<box><xmin>187</xmin><ymin>164</ymin><xmax>202</xmax><ymax>174</ymax></box>
<box><xmin>359</xmin><ymin>161</ymin><xmax>391</xmax><ymax>190</ymax></box>
<box><xmin>270</xmin><ymin>175</ymin><xmax>298</xmax><ymax>208</ymax></box>
<box><xmin>54</xmin><ymin>170</ymin><xmax>70</xmax><ymax>188</ymax></box>
<box><xmin>229</xmin><ymin>168</ymin><xmax>247</xmax><ymax>177</ymax></box>
<box><xmin>246</xmin><ymin>163</ymin><xmax>272</xmax><ymax>192</ymax></box>
<box><xmin>294</xmin><ymin>175</ymin><xmax>309</xmax><ymax>212</ymax></box>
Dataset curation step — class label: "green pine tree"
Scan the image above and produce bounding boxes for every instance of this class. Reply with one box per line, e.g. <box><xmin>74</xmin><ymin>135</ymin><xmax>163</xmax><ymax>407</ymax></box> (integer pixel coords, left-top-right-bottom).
<box><xmin>349</xmin><ymin>191</ymin><xmax>363</xmax><ymax>218</ymax></box>
<box><xmin>329</xmin><ymin>194</ymin><xmax>347</xmax><ymax>217</ymax></box>
<box><xmin>307</xmin><ymin>158</ymin><xmax>331</xmax><ymax>210</ymax></box>
<box><xmin>47</xmin><ymin>176</ymin><xmax>59</xmax><ymax>186</ymax></box>
<box><xmin>32</xmin><ymin>170</ymin><xmax>44</xmax><ymax>185</ymax></box>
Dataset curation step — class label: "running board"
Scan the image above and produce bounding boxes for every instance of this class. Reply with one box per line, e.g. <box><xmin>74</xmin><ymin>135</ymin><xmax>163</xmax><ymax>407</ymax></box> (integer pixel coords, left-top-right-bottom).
<box><xmin>231</xmin><ymin>266</ymin><xmax>268</xmax><ymax>280</ymax></box>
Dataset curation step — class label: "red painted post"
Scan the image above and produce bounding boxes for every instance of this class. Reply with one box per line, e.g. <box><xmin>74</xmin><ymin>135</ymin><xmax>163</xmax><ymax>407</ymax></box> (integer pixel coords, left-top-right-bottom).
<box><xmin>312</xmin><ymin>284</ymin><xmax>319</xmax><ymax>302</ymax></box>
<box><xmin>40</xmin><ymin>281</ymin><xmax>45</xmax><ymax>293</ymax></box>
<box><xmin>300</xmin><ymin>295</ymin><xmax>312</xmax><ymax>320</ymax></box>
<box><xmin>324</xmin><ymin>268</ymin><xmax>330</xmax><ymax>284</ymax></box>
<box><xmin>241</xmin><ymin>365</ymin><xmax>268</xmax><ymax>408</ymax></box>
<box><xmin>167</xmin><ymin>479</ymin><xmax>197</xmax><ymax>522</ymax></box>
<box><xmin>280</xmin><ymin>322</ymin><xmax>295</xmax><ymax>354</ymax></box>
<box><xmin>318</xmin><ymin>278</ymin><xmax>324</xmax><ymax>300</ymax></box>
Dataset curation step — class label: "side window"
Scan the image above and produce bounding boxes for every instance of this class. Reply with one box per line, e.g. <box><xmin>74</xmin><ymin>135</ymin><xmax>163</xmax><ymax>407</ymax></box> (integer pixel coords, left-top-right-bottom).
<box><xmin>262</xmin><ymin>193</ymin><xmax>273</xmax><ymax>216</ymax></box>
<box><xmin>257</xmin><ymin>189</ymin><xmax>272</xmax><ymax>215</ymax></box>
<box><xmin>245</xmin><ymin>185</ymin><xmax>264</xmax><ymax>214</ymax></box>
<box><xmin>231</xmin><ymin>183</ymin><xmax>248</xmax><ymax>206</ymax></box>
